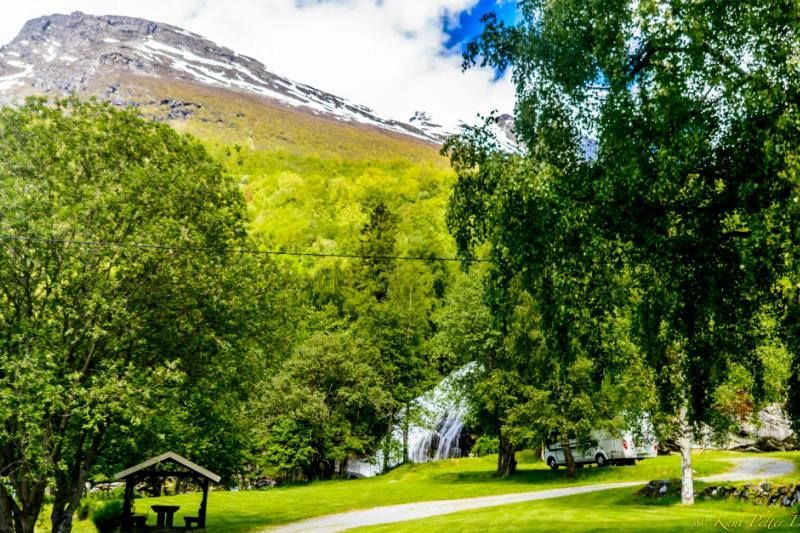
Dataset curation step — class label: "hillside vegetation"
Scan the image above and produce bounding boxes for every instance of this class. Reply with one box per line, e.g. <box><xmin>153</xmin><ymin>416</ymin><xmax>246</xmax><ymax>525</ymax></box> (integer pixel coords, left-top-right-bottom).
<box><xmin>126</xmin><ymin>76</ymin><xmax>449</xmax><ymax>162</ymax></box>
<box><xmin>215</xmin><ymin>147</ymin><xmax>456</xmax><ymax>258</ymax></box>
<box><xmin>122</xmin><ymin>77</ymin><xmax>460</xmax><ymax>268</ymax></box>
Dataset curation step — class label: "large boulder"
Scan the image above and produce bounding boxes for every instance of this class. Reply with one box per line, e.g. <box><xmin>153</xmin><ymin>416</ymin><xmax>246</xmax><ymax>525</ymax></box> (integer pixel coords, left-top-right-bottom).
<box><xmin>726</xmin><ymin>405</ymin><xmax>795</xmax><ymax>450</ymax></box>
<box><xmin>659</xmin><ymin>405</ymin><xmax>796</xmax><ymax>453</ymax></box>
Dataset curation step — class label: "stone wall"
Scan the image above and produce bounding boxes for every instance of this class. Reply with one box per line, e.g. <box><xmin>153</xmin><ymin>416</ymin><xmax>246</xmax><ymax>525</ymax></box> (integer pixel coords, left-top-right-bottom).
<box><xmin>638</xmin><ymin>479</ymin><xmax>800</xmax><ymax>508</ymax></box>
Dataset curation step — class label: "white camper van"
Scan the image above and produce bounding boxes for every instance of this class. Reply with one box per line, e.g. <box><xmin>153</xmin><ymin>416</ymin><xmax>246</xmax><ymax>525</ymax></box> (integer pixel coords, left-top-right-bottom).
<box><xmin>543</xmin><ymin>430</ymin><xmax>639</xmax><ymax>469</ymax></box>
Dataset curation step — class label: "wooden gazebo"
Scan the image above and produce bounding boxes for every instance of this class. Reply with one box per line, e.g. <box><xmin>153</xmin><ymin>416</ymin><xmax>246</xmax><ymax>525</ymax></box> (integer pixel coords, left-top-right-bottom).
<box><xmin>115</xmin><ymin>451</ymin><xmax>221</xmax><ymax>531</ymax></box>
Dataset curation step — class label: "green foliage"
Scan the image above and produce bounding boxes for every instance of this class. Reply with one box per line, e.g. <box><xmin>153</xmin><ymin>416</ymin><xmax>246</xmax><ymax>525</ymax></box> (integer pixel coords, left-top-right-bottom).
<box><xmin>443</xmin><ymin>123</ymin><xmax>655</xmax><ymax>475</ymax></box>
<box><xmin>456</xmin><ymin>1</ymin><xmax>800</xmax><ymax>483</ymax></box>
<box><xmin>169</xmin><ymin>96</ymin><xmax>469</xmax><ymax>480</ymax></box>
<box><xmin>213</xmin><ymin>147</ymin><xmax>457</xmax><ymax>266</ymax></box>
<box><xmin>350</xmin><ymin>203</ymin><xmax>440</xmax><ymax>418</ymax></box>
<box><xmin>242</xmin><ymin>190</ymin><xmax>450</xmax><ymax>477</ymax></box>
<box><xmin>0</xmin><ymin>97</ymin><xmax>289</xmax><ymax>531</ymax></box>
<box><xmin>711</xmin><ymin>363</ymin><xmax>756</xmax><ymax>434</ymax></box>
<box><xmin>471</xmin><ymin>436</ymin><xmax>499</xmax><ymax>457</ymax></box>
<box><xmin>89</xmin><ymin>500</ymin><xmax>123</xmax><ymax>533</ymax></box>
<box><xmin>428</xmin><ymin>269</ymin><xmax>497</xmax><ymax>374</ymax></box>
<box><xmin>257</xmin><ymin>331</ymin><xmax>393</xmax><ymax>480</ymax></box>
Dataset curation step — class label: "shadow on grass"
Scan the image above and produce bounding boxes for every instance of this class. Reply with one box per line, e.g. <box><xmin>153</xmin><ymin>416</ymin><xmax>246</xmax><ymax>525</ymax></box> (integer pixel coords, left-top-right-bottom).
<box><xmin>432</xmin><ymin>463</ymin><xmax>643</xmax><ymax>486</ymax></box>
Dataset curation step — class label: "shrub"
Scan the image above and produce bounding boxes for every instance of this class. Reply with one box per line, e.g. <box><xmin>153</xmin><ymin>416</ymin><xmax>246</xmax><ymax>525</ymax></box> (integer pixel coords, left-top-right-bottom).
<box><xmin>91</xmin><ymin>500</ymin><xmax>124</xmax><ymax>533</ymax></box>
<box><xmin>471</xmin><ymin>436</ymin><xmax>499</xmax><ymax>457</ymax></box>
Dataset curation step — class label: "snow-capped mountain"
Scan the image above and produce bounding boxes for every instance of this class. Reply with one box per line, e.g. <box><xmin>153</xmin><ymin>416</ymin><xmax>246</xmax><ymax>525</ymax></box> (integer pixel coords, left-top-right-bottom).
<box><xmin>0</xmin><ymin>12</ymin><xmax>516</xmax><ymax>148</ymax></box>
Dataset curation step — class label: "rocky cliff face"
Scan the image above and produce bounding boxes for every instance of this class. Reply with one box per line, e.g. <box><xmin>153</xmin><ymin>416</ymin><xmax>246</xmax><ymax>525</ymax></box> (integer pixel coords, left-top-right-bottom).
<box><xmin>0</xmin><ymin>12</ymin><xmax>517</xmax><ymax>149</ymax></box>
<box><xmin>668</xmin><ymin>405</ymin><xmax>797</xmax><ymax>453</ymax></box>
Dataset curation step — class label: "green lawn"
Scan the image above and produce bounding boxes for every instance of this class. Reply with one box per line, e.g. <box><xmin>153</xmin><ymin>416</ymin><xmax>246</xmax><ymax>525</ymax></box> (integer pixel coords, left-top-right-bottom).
<box><xmin>61</xmin><ymin>450</ymin><xmax>797</xmax><ymax>532</ymax></box>
<box><xmin>358</xmin><ymin>486</ymin><xmax>800</xmax><ymax>533</ymax></box>
<box><xmin>358</xmin><ymin>451</ymin><xmax>800</xmax><ymax>533</ymax></box>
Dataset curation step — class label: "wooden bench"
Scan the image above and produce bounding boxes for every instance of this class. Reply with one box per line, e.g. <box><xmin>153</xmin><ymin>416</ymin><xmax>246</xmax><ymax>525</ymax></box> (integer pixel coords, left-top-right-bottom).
<box><xmin>184</xmin><ymin>516</ymin><xmax>201</xmax><ymax>529</ymax></box>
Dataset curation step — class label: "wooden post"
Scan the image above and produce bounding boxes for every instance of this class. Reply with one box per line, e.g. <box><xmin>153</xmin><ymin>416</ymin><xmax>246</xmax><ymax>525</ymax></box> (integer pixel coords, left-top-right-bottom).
<box><xmin>153</xmin><ymin>475</ymin><xmax>163</xmax><ymax>497</ymax></box>
<box><xmin>121</xmin><ymin>478</ymin><xmax>134</xmax><ymax>532</ymax></box>
<box><xmin>199</xmin><ymin>478</ymin><xmax>209</xmax><ymax>528</ymax></box>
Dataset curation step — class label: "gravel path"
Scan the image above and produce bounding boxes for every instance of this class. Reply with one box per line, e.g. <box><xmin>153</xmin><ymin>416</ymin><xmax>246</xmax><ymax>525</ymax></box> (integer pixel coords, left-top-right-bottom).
<box><xmin>265</xmin><ymin>457</ymin><xmax>795</xmax><ymax>533</ymax></box>
<box><xmin>699</xmin><ymin>456</ymin><xmax>795</xmax><ymax>483</ymax></box>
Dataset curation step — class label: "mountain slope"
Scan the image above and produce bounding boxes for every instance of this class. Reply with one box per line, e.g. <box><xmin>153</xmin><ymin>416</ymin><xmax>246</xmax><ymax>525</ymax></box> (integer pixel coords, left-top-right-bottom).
<box><xmin>0</xmin><ymin>12</ymin><xmax>515</xmax><ymax>156</ymax></box>
<box><xmin>0</xmin><ymin>12</ymin><xmax>504</xmax><ymax>261</ymax></box>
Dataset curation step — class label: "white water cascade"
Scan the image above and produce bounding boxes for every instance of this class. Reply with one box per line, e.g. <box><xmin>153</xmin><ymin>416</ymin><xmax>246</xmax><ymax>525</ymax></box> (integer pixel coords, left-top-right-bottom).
<box><xmin>347</xmin><ymin>365</ymin><xmax>473</xmax><ymax>477</ymax></box>
<box><xmin>407</xmin><ymin>364</ymin><xmax>472</xmax><ymax>463</ymax></box>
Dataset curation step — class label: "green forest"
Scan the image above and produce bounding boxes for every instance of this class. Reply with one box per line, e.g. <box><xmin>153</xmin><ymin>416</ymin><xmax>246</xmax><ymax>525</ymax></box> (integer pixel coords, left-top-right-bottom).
<box><xmin>2</xmin><ymin>1</ymin><xmax>800</xmax><ymax>532</ymax></box>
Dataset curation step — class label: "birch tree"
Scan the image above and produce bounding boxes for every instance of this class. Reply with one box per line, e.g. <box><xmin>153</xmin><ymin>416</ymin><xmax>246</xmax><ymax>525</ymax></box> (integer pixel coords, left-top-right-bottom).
<box><xmin>461</xmin><ymin>0</ymin><xmax>800</xmax><ymax>503</ymax></box>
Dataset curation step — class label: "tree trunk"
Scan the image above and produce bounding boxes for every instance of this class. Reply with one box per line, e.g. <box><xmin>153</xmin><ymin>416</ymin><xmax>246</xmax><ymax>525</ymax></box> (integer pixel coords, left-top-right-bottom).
<box><xmin>307</xmin><ymin>451</ymin><xmax>321</xmax><ymax>480</ymax></box>
<box><xmin>50</xmin><ymin>506</ymin><xmax>74</xmax><ymax>533</ymax></box>
<box><xmin>531</xmin><ymin>443</ymin><xmax>542</xmax><ymax>460</ymax></box>
<box><xmin>52</xmin><ymin>493</ymin><xmax>83</xmax><ymax>533</ymax></box>
<box><xmin>325</xmin><ymin>460</ymin><xmax>336</xmax><ymax>479</ymax></box>
<box><xmin>560</xmin><ymin>432</ymin><xmax>577</xmax><ymax>478</ymax></box>
<box><xmin>0</xmin><ymin>484</ymin><xmax>17</xmax><ymax>533</ymax></box>
<box><xmin>383</xmin><ymin>412</ymin><xmax>395</xmax><ymax>473</ymax></box>
<box><xmin>382</xmin><ymin>438</ymin><xmax>390</xmax><ymax>473</ymax></box>
<box><xmin>51</xmin><ymin>475</ymin><xmax>87</xmax><ymax>533</ymax></box>
<box><xmin>402</xmin><ymin>403</ymin><xmax>410</xmax><ymax>464</ymax></box>
<box><xmin>678</xmin><ymin>406</ymin><xmax>695</xmax><ymax>505</ymax></box>
<box><xmin>15</xmin><ymin>514</ymin><xmax>37</xmax><ymax>533</ymax></box>
<box><xmin>5</xmin><ymin>480</ymin><xmax>45</xmax><ymax>533</ymax></box>
<box><xmin>497</xmin><ymin>435</ymin><xmax>517</xmax><ymax>477</ymax></box>
<box><xmin>51</xmin><ymin>452</ymin><xmax>96</xmax><ymax>533</ymax></box>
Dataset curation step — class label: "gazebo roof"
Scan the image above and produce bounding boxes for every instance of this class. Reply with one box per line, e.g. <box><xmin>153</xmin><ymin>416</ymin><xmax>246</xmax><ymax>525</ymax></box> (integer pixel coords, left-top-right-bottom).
<box><xmin>114</xmin><ymin>451</ymin><xmax>221</xmax><ymax>483</ymax></box>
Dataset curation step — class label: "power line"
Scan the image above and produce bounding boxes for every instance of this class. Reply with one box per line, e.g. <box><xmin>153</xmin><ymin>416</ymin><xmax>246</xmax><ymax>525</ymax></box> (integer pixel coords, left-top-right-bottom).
<box><xmin>0</xmin><ymin>233</ymin><xmax>489</xmax><ymax>263</ymax></box>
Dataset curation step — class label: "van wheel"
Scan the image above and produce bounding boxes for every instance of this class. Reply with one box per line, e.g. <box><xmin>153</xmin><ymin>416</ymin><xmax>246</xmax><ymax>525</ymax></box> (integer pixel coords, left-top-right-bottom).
<box><xmin>595</xmin><ymin>454</ymin><xmax>607</xmax><ymax>467</ymax></box>
<box><xmin>547</xmin><ymin>457</ymin><xmax>558</xmax><ymax>470</ymax></box>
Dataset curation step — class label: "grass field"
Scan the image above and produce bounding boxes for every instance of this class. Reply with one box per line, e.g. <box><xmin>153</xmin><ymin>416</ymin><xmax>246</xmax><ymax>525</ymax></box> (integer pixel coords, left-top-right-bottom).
<box><xmin>56</xmin><ymin>450</ymin><xmax>800</xmax><ymax>532</ymax></box>
<box><xmin>359</xmin><ymin>485</ymin><xmax>800</xmax><ymax>532</ymax></box>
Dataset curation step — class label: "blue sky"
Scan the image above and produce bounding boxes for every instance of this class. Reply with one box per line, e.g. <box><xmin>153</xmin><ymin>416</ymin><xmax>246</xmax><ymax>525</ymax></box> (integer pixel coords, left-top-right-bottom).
<box><xmin>1</xmin><ymin>1</ymin><xmax>517</xmax><ymax>125</ymax></box>
<box><xmin>444</xmin><ymin>0</ymin><xmax>517</xmax><ymax>53</ymax></box>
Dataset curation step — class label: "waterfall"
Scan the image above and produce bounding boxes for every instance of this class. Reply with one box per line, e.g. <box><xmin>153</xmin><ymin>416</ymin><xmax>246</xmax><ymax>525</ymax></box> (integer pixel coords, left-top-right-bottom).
<box><xmin>409</xmin><ymin>425</ymin><xmax>435</xmax><ymax>463</ymax></box>
<box><xmin>405</xmin><ymin>364</ymin><xmax>472</xmax><ymax>463</ymax></box>
<box><xmin>346</xmin><ymin>364</ymin><xmax>473</xmax><ymax>477</ymax></box>
<box><xmin>434</xmin><ymin>409</ymin><xmax>465</xmax><ymax>460</ymax></box>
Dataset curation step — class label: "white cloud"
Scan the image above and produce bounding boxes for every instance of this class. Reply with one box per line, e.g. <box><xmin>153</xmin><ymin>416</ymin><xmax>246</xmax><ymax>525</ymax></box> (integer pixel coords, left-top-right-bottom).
<box><xmin>0</xmin><ymin>0</ymin><xmax>514</xmax><ymax>126</ymax></box>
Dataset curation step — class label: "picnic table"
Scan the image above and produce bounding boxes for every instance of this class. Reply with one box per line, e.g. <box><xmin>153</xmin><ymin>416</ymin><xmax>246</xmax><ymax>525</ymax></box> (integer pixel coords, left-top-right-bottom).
<box><xmin>151</xmin><ymin>504</ymin><xmax>180</xmax><ymax>529</ymax></box>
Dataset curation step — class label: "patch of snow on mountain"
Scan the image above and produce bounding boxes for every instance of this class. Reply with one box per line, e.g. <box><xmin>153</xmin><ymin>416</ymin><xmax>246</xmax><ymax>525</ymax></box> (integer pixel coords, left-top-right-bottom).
<box><xmin>0</xmin><ymin>63</ymin><xmax>33</xmax><ymax>90</ymax></box>
<box><xmin>0</xmin><ymin>12</ymin><xmax>519</xmax><ymax>149</ymax></box>
<box><xmin>130</xmin><ymin>36</ymin><xmax>459</xmax><ymax>142</ymax></box>
<box><xmin>44</xmin><ymin>43</ymin><xmax>59</xmax><ymax>62</ymax></box>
